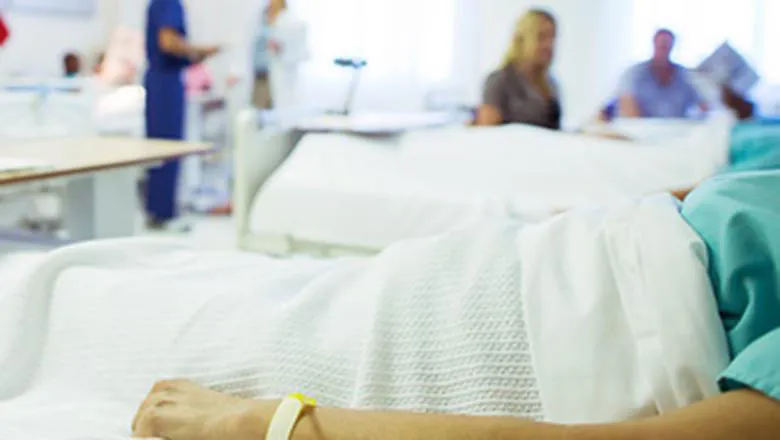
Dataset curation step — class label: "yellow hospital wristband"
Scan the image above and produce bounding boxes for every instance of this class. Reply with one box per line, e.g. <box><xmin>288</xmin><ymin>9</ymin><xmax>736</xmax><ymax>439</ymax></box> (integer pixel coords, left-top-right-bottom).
<box><xmin>265</xmin><ymin>393</ymin><xmax>317</xmax><ymax>440</ymax></box>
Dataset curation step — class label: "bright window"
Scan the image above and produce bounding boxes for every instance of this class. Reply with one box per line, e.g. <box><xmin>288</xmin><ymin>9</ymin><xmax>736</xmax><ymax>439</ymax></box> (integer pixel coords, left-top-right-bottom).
<box><xmin>760</xmin><ymin>0</ymin><xmax>780</xmax><ymax>82</ymax></box>
<box><xmin>630</xmin><ymin>0</ymin><xmax>760</xmax><ymax>67</ymax></box>
<box><xmin>296</xmin><ymin>0</ymin><xmax>457</xmax><ymax>110</ymax></box>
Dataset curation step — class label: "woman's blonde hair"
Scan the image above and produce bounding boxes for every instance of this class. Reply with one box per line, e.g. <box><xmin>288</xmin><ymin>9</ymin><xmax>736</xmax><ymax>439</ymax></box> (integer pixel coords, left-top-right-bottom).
<box><xmin>271</xmin><ymin>0</ymin><xmax>288</xmax><ymax>11</ymax></box>
<box><xmin>501</xmin><ymin>9</ymin><xmax>557</xmax><ymax>98</ymax></box>
<box><xmin>502</xmin><ymin>9</ymin><xmax>556</xmax><ymax>68</ymax></box>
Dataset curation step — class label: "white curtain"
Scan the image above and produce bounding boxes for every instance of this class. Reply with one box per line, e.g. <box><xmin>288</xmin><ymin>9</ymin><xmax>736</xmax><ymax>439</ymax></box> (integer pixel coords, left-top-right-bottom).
<box><xmin>296</xmin><ymin>0</ymin><xmax>460</xmax><ymax>112</ymax></box>
<box><xmin>759</xmin><ymin>0</ymin><xmax>780</xmax><ymax>84</ymax></box>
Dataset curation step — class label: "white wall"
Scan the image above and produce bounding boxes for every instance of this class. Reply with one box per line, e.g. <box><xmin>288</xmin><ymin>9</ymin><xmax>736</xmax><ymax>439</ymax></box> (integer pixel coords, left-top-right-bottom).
<box><xmin>0</xmin><ymin>0</ymin><xmax>117</xmax><ymax>76</ymax></box>
<box><xmin>0</xmin><ymin>0</ymin><xmax>248</xmax><ymax>80</ymax></box>
<box><xmin>473</xmin><ymin>0</ymin><xmax>636</xmax><ymax>126</ymax></box>
<box><xmin>0</xmin><ymin>0</ymin><xmax>637</xmax><ymax>121</ymax></box>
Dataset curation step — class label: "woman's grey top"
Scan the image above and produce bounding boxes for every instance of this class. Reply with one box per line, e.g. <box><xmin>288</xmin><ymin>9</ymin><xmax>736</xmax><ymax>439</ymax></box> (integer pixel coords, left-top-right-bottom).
<box><xmin>482</xmin><ymin>65</ymin><xmax>561</xmax><ymax>130</ymax></box>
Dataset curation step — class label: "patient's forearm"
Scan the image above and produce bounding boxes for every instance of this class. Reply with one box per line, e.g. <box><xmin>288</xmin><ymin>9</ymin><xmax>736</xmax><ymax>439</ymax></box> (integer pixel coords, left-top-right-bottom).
<box><xmin>237</xmin><ymin>390</ymin><xmax>780</xmax><ymax>440</ymax></box>
<box><xmin>159</xmin><ymin>28</ymin><xmax>195</xmax><ymax>58</ymax></box>
<box><xmin>628</xmin><ymin>390</ymin><xmax>780</xmax><ymax>440</ymax></box>
<box><xmin>239</xmin><ymin>405</ymin><xmax>572</xmax><ymax>440</ymax></box>
<box><xmin>158</xmin><ymin>28</ymin><xmax>217</xmax><ymax>62</ymax></box>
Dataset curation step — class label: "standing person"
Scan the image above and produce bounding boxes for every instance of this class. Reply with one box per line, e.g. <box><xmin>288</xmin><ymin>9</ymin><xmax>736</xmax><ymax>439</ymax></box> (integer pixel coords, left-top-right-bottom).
<box><xmin>144</xmin><ymin>0</ymin><xmax>218</xmax><ymax>229</ymax></box>
<box><xmin>618</xmin><ymin>29</ymin><xmax>707</xmax><ymax>118</ymax></box>
<box><xmin>266</xmin><ymin>0</ymin><xmax>309</xmax><ymax>112</ymax></box>
<box><xmin>476</xmin><ymin>9</ymin><xmax>561</xmax><ymax>129</ymax></box>
<box><xmin>252</xmin><ymin>3</ymin><xmax>273</xmax><ymax>109</ymax></box>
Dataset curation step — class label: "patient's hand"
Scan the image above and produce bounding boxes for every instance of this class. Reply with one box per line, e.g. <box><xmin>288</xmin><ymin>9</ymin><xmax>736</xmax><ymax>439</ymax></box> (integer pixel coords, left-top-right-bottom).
<box><xmin>672</xmin><ymin>187</ymin><xmax>695</xmax><ymax>201</ymax></box>
<box><xmin>132</xmin><ymin>380</ymin><xmax>264</xmax><ymax>440</ymax></box>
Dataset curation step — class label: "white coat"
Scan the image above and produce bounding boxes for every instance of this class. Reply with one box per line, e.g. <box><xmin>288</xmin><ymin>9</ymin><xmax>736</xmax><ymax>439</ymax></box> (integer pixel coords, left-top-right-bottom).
<box><xmin>268</xmin><ymin>10</ymin><xmax>309</xmax><ymax>112</ymax></box>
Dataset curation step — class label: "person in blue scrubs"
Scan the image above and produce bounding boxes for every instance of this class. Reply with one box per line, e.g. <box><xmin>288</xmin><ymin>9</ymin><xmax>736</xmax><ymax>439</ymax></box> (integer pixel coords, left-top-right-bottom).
<box><xmin>145</xmin><ymin>0</ymin><xmax>218</xmax><ymax>228</ymax></box>
<box><xmin>618</xmin><ymin>29</ymin><xmax>707</xmax><ymax>119</ymax></box>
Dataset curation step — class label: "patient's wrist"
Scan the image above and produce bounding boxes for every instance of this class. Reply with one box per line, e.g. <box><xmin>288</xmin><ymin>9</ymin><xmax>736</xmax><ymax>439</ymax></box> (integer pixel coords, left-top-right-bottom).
<box><xmin>232</xmin><ymin>400</ymin><xmax>279</xmax><ymax>440</ymax></box>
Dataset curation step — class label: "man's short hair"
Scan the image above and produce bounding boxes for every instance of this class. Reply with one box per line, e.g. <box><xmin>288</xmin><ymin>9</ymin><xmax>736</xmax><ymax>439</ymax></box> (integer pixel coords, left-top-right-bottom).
<box><xmin>654</xmin><ymin>28</ymin><xmax>676</xmax><ymax>41</ymax></box>
<box><xmin>64</xmin><ymin>52</ymin><xmax>79</xmax><ymax>64</ymax></box>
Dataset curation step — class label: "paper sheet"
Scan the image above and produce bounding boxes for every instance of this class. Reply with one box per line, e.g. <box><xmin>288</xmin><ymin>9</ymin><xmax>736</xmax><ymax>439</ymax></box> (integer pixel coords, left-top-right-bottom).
<box><xmin>697</xmin><ymin>42</ymin><xmax>760</xmax><ymax>95</ymax></box>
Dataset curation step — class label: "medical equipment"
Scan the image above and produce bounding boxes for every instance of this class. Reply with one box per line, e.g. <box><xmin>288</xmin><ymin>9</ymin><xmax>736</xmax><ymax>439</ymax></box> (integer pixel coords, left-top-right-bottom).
<box><xmin>332</xmin><ymin>58</ymin><xmax>368</xmax><ymax>115</ymax></box>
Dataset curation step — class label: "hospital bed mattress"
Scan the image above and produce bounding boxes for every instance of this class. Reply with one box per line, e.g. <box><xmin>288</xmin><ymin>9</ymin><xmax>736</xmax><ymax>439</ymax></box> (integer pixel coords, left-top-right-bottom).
<box><xmin>247</xmin><ymin>124</ymin><xmax>728</xmax><ymax>255</ymax></box>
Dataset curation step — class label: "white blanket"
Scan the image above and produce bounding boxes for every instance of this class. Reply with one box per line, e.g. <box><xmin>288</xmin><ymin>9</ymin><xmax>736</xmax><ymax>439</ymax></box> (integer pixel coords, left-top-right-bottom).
<box><xmin>249</xmin><ymin>119</ymin><xmax>731</xmax><ymax>253</ymax></box>
<box><xmin>0</xmin><ymin>197</ymin><xmax>729</xmax><ymax>438</ymax></box>
<box><xmin>519</xmin><ymin>196</ymin><xmax>729</xmax><ymax>422</ymax></box>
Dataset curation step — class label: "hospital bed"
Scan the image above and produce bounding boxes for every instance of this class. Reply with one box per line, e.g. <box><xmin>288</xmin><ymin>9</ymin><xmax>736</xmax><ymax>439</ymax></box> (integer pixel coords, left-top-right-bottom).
<box><xmin>0</xmin><ymin>78</ymin><xmax>225</xmax><ymax>140</ymax></box>
<box><xmin>0</xmin><ymin>190</ymin><xmax>731</xmax><ymax>437</ymax></box>
<box><xmin>235</xmin><ymin>110</ymin><xmax>733</xmax><ymax>257</ymax></box>
<box><xmin>0</xmin><ymin>80</ymin><xmax>98</xmax><ymax>231</ymax></box>
<box><xmin>0</xmin><ymin>79</ymin><xmax>97</xmax><ymax>138</ymax></box>
<box><xmin>0</xmin><ymin>79</ymin><xmax>145</xmax><ymax>143</ymax></box>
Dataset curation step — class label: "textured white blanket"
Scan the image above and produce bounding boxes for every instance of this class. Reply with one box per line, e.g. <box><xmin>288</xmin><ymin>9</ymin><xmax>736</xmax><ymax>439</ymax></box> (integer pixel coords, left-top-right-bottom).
<box><xmin>0</xmin><ymin>196</ymin><xmax>729</xmax><ymax>438</ymax></box>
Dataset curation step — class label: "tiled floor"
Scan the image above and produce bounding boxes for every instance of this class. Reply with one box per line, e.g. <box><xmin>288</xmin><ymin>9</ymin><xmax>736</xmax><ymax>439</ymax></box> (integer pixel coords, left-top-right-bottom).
<box><xmin>0</xmin><ymin>213</ymin><xmax>238</xmax><ymax>255</ymax></box>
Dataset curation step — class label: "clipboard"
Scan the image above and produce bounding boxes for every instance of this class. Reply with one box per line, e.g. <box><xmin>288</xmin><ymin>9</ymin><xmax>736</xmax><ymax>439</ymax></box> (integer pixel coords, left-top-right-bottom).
<box><xmin>697</xmin><ymin>42</ymin><xmax>760</xmax><ymax>95</ymax></box>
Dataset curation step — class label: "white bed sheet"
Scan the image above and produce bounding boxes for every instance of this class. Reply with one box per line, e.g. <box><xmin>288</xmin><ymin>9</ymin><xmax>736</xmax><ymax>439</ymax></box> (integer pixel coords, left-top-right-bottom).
<box><xmin>248</xmin><ymin>122</ymin><xmax>729</xmax><ymax>252</ymax></box>
<box><xmin>0</xmin><ymin>241</ymin><xmax>339</xmax><ymax>440</ymax></box>
<box><xmin>0</xmin><ymin>199</ymin><xmax>728</xmax><ymax>437</ymax></box>
<box><xmin>94</xmin><ymin>85</ymin><xmax>145</xmax><ymax>136</ymax></box>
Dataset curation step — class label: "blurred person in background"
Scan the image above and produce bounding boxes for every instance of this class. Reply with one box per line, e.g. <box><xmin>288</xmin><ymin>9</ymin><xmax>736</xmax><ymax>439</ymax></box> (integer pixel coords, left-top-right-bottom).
<box><xmin>252</xmin><ymin>1</ymin><xmax>273</xmax><ymax>109</ymax></box>
<box><xmin>63</xmin><ymin>52</ymin><xmax>82</xmax><ymax>78</ymax></box>
<box><xmin>618</xmin><ymin>29</ymin><xmax>707</xmax><ymax>119</ymax></box>
<box><xmin>144</xmin><ymin>0</ymin><xmax>219</xmax><ymax>229</ymax></box>
<box><xmin>476</xmin><ymin>9</ymin><xmax>561</xmax><ymax>129</ymax></box>
<box><xmin>266</xmin><ymin>0</ymin><xmax>309</xmax><ymax>112</ymax></box>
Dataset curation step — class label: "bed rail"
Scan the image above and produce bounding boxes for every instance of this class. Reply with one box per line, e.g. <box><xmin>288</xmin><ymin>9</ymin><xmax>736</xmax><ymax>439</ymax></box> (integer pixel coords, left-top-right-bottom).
<box><xmin>233</xmin><ymin>109</ymin><xmax>301</xmax><ymax>250</ymax></box>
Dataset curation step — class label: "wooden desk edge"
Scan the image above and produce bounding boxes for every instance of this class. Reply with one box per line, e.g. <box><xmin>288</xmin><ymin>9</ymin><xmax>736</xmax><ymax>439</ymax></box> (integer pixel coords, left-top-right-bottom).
<box><xmin>0</xmin><ymin>145</ymin><xmax>215</xmax><ymax>185</ymax></box>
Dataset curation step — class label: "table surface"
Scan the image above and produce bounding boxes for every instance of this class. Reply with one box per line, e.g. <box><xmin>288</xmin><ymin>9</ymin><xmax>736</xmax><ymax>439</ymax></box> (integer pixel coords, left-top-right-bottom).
<box><xmin>0</xmin><ymin>136</ymin><xmax>212</xmax><ymax>185</ymax></box>
<box><xmin>291</xmin><ymin>112</ymin><xmax>467</xmax><ymax>134</ymax></box>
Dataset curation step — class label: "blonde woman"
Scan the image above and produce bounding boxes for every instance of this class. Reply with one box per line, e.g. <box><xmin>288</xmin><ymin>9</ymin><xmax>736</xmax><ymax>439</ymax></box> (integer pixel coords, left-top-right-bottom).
<box><xmin>477</xmin><ymin>9</ymin><xmax>561</xmax><ymax>129</ymax></box>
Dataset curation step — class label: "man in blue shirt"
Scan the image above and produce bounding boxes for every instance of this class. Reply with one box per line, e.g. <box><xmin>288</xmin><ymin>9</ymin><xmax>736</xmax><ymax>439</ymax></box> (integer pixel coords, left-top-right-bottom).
<box><xmin>619</xmin><ymin>29</ymin><xmax>707</xmax><ymax>118</ymax></box>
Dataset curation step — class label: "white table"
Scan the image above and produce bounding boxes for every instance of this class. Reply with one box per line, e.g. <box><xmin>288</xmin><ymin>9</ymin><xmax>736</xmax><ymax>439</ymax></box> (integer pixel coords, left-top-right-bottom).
<box><xmin>0</xmin><ymin>137</ymin><xmax>211</xmax><ymax>242</ymax></box>
<box><xmin>273</xmin><ymin>111</ymin><xmax>468</xmax><ymax>134</ymax></box>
